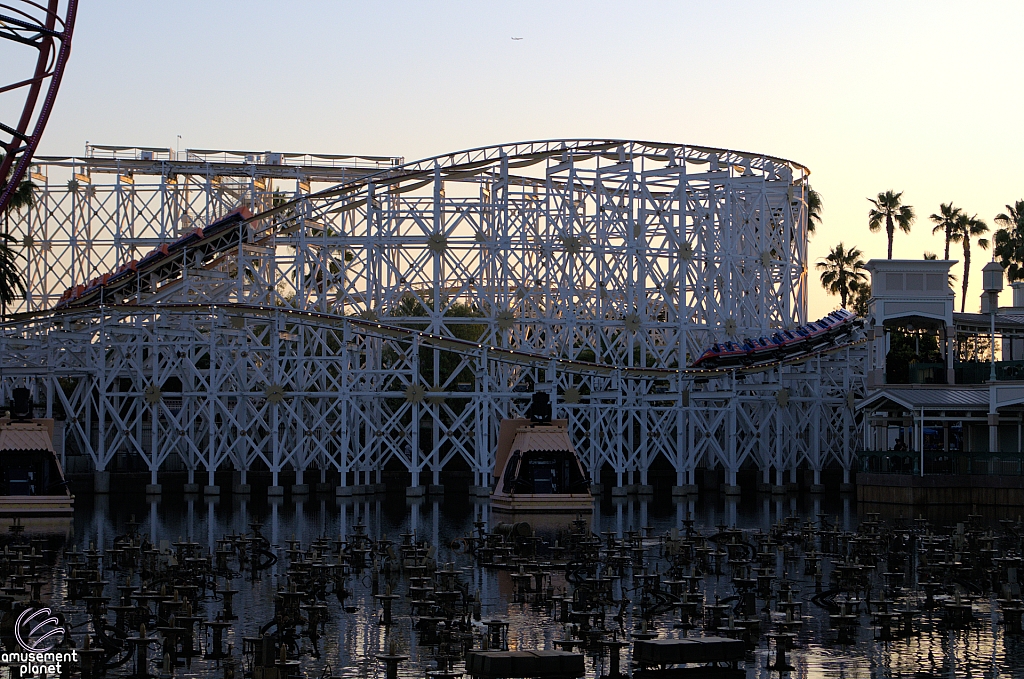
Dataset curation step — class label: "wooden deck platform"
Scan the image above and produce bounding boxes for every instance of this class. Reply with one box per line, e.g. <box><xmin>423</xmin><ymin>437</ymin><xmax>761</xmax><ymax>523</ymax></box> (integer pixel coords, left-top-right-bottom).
<box><xmin>631</xmin><ymin>637</ymin><xmax>745</xmax><ymax>677</ymax></box>
<box><xmin>465</xmin><ymin>650</ymin><xmax>585</xmax><ymax>678</ymax></box>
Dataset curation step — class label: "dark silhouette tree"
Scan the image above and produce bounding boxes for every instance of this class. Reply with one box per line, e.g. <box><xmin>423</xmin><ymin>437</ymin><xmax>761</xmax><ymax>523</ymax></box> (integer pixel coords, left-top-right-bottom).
<box><xmin>868</xmin><ymin>190</ymin><xmax>915</xmax><ymax>259</ymax></box>
<box><xmin>816</xmin><ymin>242</ymin><xmax>867</xmax><ymax>309</ymax></box>
<box><xmin>929</xmin><ymin>202</ymin><xmax>961</xmax><ymax>261</ymax></box>
<box><xmin>949</xmin><ymin>213</ymin><xmax>989</xmax><ymax>312</ymax></box>
<box><xmin>807</xmin><ymin>187</ymin><xmax>822</xmax><ymax>236</ymax></box>
<box><xmin>993</xmin><ymin>200</ymin><xmax>1024</xmax><ymax>282</ymax></box>
<box><xmin>850</xmin><ymin>282</ymin><xmax>870</xmax><ymax>318</ymax></box>
<box><xmin>1</xmin><ymin>152</ymin><xmax>34</xmax><ymax>317</ymax></box>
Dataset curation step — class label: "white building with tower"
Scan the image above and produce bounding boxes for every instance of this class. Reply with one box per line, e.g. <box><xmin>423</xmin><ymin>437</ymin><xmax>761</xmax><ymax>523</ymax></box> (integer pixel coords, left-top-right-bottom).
<box><xmin>858</xmin><ymin>258</ymin><xmax>1024</xmax><ymax>506</ymax></box>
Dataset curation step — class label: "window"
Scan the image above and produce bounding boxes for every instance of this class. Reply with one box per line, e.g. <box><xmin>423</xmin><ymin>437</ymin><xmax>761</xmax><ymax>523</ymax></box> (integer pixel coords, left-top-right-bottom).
<box><xmin>509</xmin><ymin>449</ymin><xmax>587</xmax><ymax>494</ymax></box>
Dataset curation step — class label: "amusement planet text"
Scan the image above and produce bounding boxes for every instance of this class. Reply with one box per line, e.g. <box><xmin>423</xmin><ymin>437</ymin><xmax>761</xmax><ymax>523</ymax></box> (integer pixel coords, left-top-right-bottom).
<box><xmin>1</xmin><ymin>650</ymin><xmax>78</xmax><ymax>676</ymax></box>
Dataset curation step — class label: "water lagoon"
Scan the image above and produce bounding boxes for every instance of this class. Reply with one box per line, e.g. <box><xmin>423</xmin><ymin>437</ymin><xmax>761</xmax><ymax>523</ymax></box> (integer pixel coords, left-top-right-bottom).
<box><xmin>18</xmin><ymin>492</ymin><xmax>1024</xmax><ymax>678</ymax></box>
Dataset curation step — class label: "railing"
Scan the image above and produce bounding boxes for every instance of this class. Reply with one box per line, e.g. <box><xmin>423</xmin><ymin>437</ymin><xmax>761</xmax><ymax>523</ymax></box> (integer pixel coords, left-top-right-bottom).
<box><xmin>907</xmin><ymin>362</ymin><xmax>946</xmax><ymax>384</ymax></box>
<box><xmin>886</xmin><ymin>361</ymin><xmax>1024</xmax><ymax>385</ymax></box>
<box><xmin>858</xmin><ymin>450</ymin><xmax>1024</xmax><ymax>475</ymax></box>
<box><xmin>956</xmin><ymin>360</ymin><xmax>1024</xmax><ymax>384</ymax></box>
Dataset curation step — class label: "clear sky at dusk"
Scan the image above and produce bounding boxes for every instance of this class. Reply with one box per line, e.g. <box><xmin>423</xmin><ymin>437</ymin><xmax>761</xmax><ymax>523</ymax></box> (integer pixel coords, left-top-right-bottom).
<box><xmin>27</xmin><ymin>1</ymin><xmax>1024</xmax><ymax>317</ymax></box>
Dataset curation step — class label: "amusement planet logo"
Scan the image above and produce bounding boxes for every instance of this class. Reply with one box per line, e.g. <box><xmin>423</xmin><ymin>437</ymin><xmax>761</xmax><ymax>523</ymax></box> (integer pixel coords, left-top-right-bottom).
<box><xmin>1</xmin><ymin>606</ymin><xmax>78</xmax><ymax>677</ymax></box>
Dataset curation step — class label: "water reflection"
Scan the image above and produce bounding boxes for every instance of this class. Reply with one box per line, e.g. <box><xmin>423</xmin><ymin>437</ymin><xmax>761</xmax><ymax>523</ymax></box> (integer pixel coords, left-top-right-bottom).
<box><xmin>34</xmin><ymin>492</ymin><xmax>1024</xmax><ymax>677</ymax></box>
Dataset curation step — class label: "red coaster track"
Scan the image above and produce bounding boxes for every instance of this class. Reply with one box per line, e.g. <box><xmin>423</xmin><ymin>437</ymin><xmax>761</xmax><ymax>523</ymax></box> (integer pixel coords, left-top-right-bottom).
<box><xmin>0</xmin><ymin>0</ymin><xmax>77</xmax><ymax>214</ymax></box>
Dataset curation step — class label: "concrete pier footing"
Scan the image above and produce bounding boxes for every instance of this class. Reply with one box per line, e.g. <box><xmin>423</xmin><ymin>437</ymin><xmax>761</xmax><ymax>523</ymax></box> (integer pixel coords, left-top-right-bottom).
<box><xmin>203</xmin><ymin>485</ymin><xmax>220</xmax><ymax>496</ymax></box>
<box><xmin>268</xmin><ymin>485</ymin><xmax>285</xmax><ymax>497</ymax></box>
<box><xmin>722</xmin><ymin>484</ymin><xmax>741</xmax><ymax>496</ymax></box>
<box><xmin>611</xmin><ymin>485</ymin><xmax>628</xmax><ymax>497</ymax></box>
<box><xmin>231</xmin><ymin>471</ymin><xmax>250</xmax><ymax>495</ymax></box>
<box><xmin>406</xmin><ymin>485</ymin><xmax>425</xmax><ymax>498</ymax></box>
<box><xmin>145</xmin><ymin>484</ymin><xmax>162</xmax><ymax>495</ymax></box>
<box><xmin>672</xmin><ymin>485</ymin><xmax>698</xmax><ymax>496</ymax></box>
<box><xmin>336</xmin><ymin>486</ymin><xmax>353</xmax><ymax>497</ymax></box>
<box><xmin>183</xmin><ymin>484</ymin><xmax>200</xmax><ymax>494</ymax></box>
<box><xmin>94</xmin><ymin>471</ymin><xmax>110</xmax><ymax>494</ymax></box>
<box><xmin>291</xmin><ymin>484</ymin><xmax>310</xmax><ymax>495</ymax></box>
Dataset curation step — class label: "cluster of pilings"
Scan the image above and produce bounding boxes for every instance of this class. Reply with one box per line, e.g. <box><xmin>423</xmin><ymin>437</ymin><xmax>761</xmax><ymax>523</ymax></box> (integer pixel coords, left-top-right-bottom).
<box><xmin>10</xmin><ymin>508</ymin><xmax>1024</xmax><ymax>677</ymax></box>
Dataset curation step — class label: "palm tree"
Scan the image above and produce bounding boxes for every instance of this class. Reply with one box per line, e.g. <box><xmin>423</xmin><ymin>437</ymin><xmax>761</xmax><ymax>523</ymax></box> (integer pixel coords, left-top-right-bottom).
<box><xmin>850</xmin><ymin>281</ymin><xmax>870</xmax><ymax>317</ymax></box>
<box><xmin>1</xmin><ymin>152</ymin><xmax>33</xmax><ymax>318</ymax></box>
<box><xmin>0</xmin><ymin>234</ymin><xmax>23</xmax><ymax>312</ymax></box>
<box><xmin>993</xmin><ymin>200</ymin><xmax>1024</xmax><ymax>282</ymax></box>
<box><xmin>816</xmin><ymin>242</ymin><xmax>867</xmax><ymax>309</ymax></box>
<box><xmin>0</xmin><ymin>152</ymin><xmax>34</xmax><ymax>215</ymax></box>
<box><xmin>929</xmin><ymin>202</ymin><xmax>961</xmax><ymax>261</ymax></box>
<box><xmin>949</xmin><ymin>213</ymin><xmax>989</xmax><ymax>312</ymax></box>
<box><xmin>807</xmin><ymin>187</ymin><xmax>822</xmax><ymax>236</ymax></box>
<box><xmin>868</xmin><ymin>190</ymin><xmax>915</xmax><ymax>259</ymax></box>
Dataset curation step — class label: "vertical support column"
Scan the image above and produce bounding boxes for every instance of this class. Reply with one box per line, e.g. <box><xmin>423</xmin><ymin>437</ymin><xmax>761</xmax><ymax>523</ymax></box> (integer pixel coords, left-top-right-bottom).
<box><xmin>96</xmin><ymin>318</ymin><xmax>112</xmax><ymax>494</ymax></box>
<box><xmin>337</xmin><ymin>324</ymin><xmax>352</xmax><ymax>497</ymax></box>
<box><xmin>915</xmin><ymin>410</ymin><xmax>923</xmax><ymax>477</ymax></box>
<box><xmin>205</xmin><ymin>375</ymin><xmax>217</xmax><ymax>494</ymax></box>
<box><xmin>946</xmin><ymin>324</ymin><xmax>956</xmax><ymax>384</ymax></box>
<box><xmin>204</xmin><ymin>325</ymin><xmax>219</xmax><ymax>495</ymax></box>
<box><xmin>470</xmin><ymin>351</ymin><xmax>489</xmax><ymax>497</ymax></box>
<box><xmin>232</xmin><ymin>328</ymin><xmax>252</xmax><ymax>495</ymax></box>
<box><xmin>292</xmin><ymin>329</ymin><xmax>310</xmax><ymax>496</ymax></box>
<box><xmin>672</xmin><ymin>381</ymin><xmax>696</xmax><ymax>496</ymax></box>
<box><xmin>407</xmin><ymin>335</ymin><xmax>424</xmax><ymax>498</ymax></box>
<box><xmin>145</xmin><ymin>328</ymin><xmax>161</xmax><ymax>495</ymax></box>
<box><xmin>675</xmin><ymin>387</ymin><xmax>685</xmax><ymax>489</ymax></box>
<box><xmin>773</xmin><ymin>399</ymin><xmax>786</xmax><ymax>493</ymax></box>
<box><xmin>182</xmin><ymin>337</ymin><xmax>198</xmax><ymax>493</ymax></box>
<box><xmin>870</xmin><ymin>325</ymin><xmax>886</xmax><ymax>387</ymax></box>
<box><xmin>724</xmin><ymin>386</ymin><xmax>740</xmax><ymax>495</ymax></box>
<box><xmin>840</xmin><ymin>401</ymin><xmax>854</xmax><ymax>490</ymax></box>
<box><xmin>990</xmin><ymin>382</ymin><xmax>1000</xmax><ymax>456</ymax></box>
<box><xmin>588</xmin><ymin>382</ymin><xmax>603</xmax><ymax>496</ymax></box>
<box><xmin>762</xmin><ymin>402</ymin><xmax>773</xmax><ymax>490</ymax></box>
<box><xmin>268</xmin><ymin>321</ymin><xmax>284</xmax><ymax>497</ymax></box>
<box><xmin>611</xmin><ymin>371</ymin><xmax>627</xmax><ymax>497</ymax></box>
<box><xmin>637</xmin><ymin>380</ymin><xmax>652</xmax><ymax>494</ymax></box>
<box><xmin>810</xmin><ymin>378</ymin><xmax>824</xmax><ymax>492</ymax></box>
<box><xmin>408</xmin><ymin>399</ymin><xmax>423</xmax><ymax>497</ymax></box>
<box><xmin>686</xmin><ymin>389</ymin><xmax>697</xmax><ymax>488</ymax></box>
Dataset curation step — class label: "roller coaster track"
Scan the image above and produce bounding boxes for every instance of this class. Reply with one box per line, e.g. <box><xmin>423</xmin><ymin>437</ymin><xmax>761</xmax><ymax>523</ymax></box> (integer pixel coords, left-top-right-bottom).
<box><xmin>0</xmin><ymin>0</ymin><xmax>77</xmax><ymax>214</ymax></box>
<box><xmin>8</xmin><ymin>300</ymin><xmax>866</xmax><ymax>381</ymax></box>
<box><xmin>36</xmin><ymin>137</ymin><xmax>840</xmax><ymax>379</ymax></box>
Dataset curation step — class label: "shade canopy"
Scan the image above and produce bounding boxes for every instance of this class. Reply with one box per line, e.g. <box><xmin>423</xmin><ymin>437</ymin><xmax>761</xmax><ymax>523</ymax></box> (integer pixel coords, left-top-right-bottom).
<box><xmin>0</xmin><ymin>423</ymin><xmax>55</xmax><ymax>453</ymax></box>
